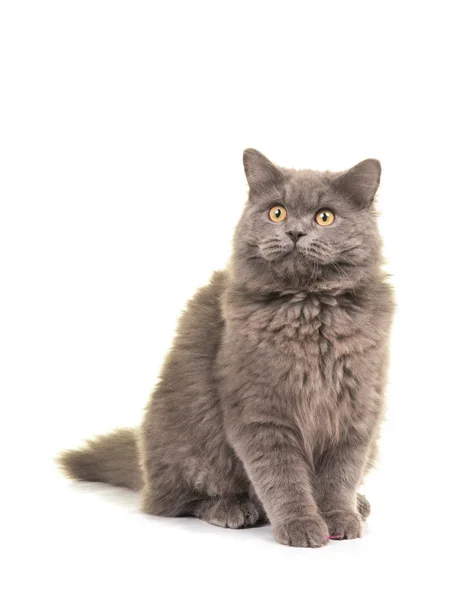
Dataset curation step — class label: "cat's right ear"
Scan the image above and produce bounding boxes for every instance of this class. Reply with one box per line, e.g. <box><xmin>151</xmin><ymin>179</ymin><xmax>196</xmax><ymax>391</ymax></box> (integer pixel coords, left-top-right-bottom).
<box><xmin>243</xmin><ymin>149</ymin><xmax>284</xmax><ymax>194</ymax></box>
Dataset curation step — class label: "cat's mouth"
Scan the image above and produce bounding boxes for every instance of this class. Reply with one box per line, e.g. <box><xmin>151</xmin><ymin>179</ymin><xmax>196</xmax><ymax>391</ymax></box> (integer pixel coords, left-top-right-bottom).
<box><xmin>265</xmin><ymin>245</ymin><xmax>325</xmax><ymax>262</ymax></box>
<box><xmin>255</xmin><ymin>238</ymin><xmax>335</xmax><ymax>266</ymax></box>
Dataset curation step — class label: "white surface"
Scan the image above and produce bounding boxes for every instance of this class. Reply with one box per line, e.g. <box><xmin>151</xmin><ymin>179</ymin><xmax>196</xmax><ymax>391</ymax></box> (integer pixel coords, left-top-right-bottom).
<box><xmin>1</xmin><ymin>468</ymin><xmax>446</xmax><ymax>599</ymax></box>
<box><xmin>0</xmin><ymin>2</ymin><xmax>448</xmax><ymax>599</ymax></box>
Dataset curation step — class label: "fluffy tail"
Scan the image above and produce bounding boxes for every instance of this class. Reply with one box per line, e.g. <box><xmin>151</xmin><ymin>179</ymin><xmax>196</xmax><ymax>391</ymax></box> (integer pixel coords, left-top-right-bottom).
<box><xmin>58</xmin><ymin>428</ymin><xmax>143</xmax><ymax>491</ymax></box>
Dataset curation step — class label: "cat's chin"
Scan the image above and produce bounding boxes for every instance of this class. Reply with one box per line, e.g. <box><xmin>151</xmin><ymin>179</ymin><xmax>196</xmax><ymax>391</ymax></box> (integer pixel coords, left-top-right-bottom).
<box><xmin>262</xmin><ymin>248</ymin><xmax>312</xmax><ymax>262</ymax></box>
<box><xmin>252</xmin><ymin>255</ymin><xmax>365</xmax><ymax>296</ymax></box>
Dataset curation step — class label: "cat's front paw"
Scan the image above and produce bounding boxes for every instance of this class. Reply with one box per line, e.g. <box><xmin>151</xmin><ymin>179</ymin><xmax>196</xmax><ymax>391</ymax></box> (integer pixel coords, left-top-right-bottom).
<box><xmin>323</xmin><ymin>509</ymin><xmax>363</xmax><ymax>540</ymax></box>
<box><xmin>273</xmin><ymin>516</ymin><xmax>329</xmax><ymax>548</ymax></box>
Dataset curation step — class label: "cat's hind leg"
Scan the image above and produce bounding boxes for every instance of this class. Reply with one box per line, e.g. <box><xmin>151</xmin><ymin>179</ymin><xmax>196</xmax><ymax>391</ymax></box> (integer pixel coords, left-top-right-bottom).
<box><xmin>194</xmin><ymin>493</ymin><xmax>264</xmax><ymax>529</ymax></box>
<box><xmin>142</xmin><ymin>479</ymin><xmax>266</xmax><ymax>529</ymax></box>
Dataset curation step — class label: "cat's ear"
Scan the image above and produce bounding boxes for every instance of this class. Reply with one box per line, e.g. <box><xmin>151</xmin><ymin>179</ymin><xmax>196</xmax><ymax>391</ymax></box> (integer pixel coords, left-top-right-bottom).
<box><xmin>332</xmin><ymin>159</ymin><xmax>381</xmax><ymax>208</ymax></box>
<box><xmin>243</xmin><ymin>149</ymin><xmax>284</xmax><ymax>193</ymax></box>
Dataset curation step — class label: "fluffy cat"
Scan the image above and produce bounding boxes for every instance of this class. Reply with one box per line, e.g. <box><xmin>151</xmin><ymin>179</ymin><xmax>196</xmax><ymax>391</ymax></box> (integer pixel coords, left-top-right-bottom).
<box><xmin>60</xmin><ymin>149</ymin><xmax>394</xmax><ymax>547</ymax></box>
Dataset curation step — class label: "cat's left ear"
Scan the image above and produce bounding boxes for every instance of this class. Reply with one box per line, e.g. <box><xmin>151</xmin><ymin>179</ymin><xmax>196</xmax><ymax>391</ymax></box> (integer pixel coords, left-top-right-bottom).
<box><xmin>332</xmin><ymin>159</ymin><xmax>381</xmax><ymax>208</ymax></box>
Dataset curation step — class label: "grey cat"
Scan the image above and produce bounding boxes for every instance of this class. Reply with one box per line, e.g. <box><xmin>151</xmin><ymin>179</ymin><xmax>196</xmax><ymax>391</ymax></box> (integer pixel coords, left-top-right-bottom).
<box><xmin>60</xmin><ymin>149</ymin><xmax>394</xmax><ymax>547</ymax></box>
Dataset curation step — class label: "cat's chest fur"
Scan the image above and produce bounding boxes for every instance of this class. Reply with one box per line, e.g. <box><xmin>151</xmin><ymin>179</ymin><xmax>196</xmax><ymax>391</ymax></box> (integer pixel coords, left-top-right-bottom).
<box><xmin>226</xmin><ymin>292</ymin><xmax>379</xmax><ymax>451</ymax></box>
<box><xmin>243</xmin><ymin>292</ymin><xmax>371</xmax><ymax>364</ymax></box>
<box><xmin>228</xmin><ymin>292</ymin><xmax>378</xmax><ymax>434</ymax></box>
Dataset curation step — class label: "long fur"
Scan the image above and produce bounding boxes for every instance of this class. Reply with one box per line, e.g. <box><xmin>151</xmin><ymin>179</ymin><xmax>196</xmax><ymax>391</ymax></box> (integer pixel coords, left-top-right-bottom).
<box><xmin>59</xmin><ymin>428</ymin><xmax>142</xmax><ymax>491</ymax></box>
<box><xmin>60</xmin><ymin>149</ymin><xmax>394</xmax><ymax>547</ymax></box>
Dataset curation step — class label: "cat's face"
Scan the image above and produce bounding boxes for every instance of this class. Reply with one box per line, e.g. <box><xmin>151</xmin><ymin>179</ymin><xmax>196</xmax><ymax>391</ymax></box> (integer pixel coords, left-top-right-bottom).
<box><xmin>232</xmin><ymin>149</ymin><xmax>383</xmax><ymax>294</ymax></box>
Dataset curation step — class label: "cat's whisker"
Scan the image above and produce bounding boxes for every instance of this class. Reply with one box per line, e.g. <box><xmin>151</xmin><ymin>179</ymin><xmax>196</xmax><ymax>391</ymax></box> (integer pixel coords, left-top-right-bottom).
<box><xmin>267</xmin><ymin>260</ymin><xmax>281</xmax><ymax>289</ymax></box>
<box><xmin>335</xmin><ymin>253</ymin><xmax>359</xmax><ymax>269</ymax></box>
<box><xmin>261</xmin><ymin>245</ymin><xmax>284</xmax><ymax>252</ymax></box>
<box><xmin>331</xmin><ymin>260</ymin><xmax>356</xmax><ymax>299</ymax></box>
<box><xmin>306</xmin><ymin>257</ymin><xmax>319</xmax><ymax>292</ymax></box>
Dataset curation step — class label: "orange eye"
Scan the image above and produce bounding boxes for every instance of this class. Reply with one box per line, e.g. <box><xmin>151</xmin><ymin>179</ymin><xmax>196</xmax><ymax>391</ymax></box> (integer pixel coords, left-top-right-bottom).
<box><xmin>315</xmin><ymin>209</ymin><xmax>335</xmax><ymax>226</ymax></box>
<box><xmin>269</xmin><ymin>206</ymin><xmax>287</xmax><ymax>222</ymax></box>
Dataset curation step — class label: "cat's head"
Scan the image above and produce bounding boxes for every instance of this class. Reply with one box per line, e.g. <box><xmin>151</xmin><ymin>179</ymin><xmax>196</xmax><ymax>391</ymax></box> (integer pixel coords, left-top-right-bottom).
<box><xmin>231</xmin><ymin>149</ymin><xmax>383</xmax><ymax>294</ymax></box>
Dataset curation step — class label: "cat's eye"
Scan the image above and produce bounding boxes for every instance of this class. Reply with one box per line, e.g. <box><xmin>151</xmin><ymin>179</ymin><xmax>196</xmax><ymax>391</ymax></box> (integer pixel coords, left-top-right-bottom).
<box><xmin>268</xmin><ymin>206</ymin><xmax>287</xmax><ymax>222</ymax></box>
<box><xmin>315</xmin><ymin>209</ymin><xmax>335</xmax><ymax>226</ymax></box>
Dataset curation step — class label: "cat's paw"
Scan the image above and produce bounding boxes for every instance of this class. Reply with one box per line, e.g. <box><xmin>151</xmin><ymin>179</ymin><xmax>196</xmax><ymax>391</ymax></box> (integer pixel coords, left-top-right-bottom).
<box><xmin>357</xmin><ymin>493</ymin><xmax>371</xmax><ymax>521</ymax></box>
<box><xmin>273</xmin><ymin>516</ymin><xmax>329</xmax><ymax>548</ymax></box>
<box><xmin>239</xmin><ymin>498</ymin><xmax>262</xmax><ymax>527</ymax></box>
<box><xmin>324</xmin><ymin>509</ymin><xmax>363</xmax><ymax>540</ymax></box>
<box><xmin>197</xmin><ymin>496</ymin><xmax>261</xmax><ymax>529</ymax></box>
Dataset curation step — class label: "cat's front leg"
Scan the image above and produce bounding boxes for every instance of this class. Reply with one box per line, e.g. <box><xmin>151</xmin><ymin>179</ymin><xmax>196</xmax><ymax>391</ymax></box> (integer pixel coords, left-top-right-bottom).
<box><xmin>228</xmin><ymin>421</ymin><xmax>329</xmax><ymax>548</ymax></box>
<box><xmin>314</xmin><ymin>441</ymin><xmax>370</xmax><ymax>540</ymax></box>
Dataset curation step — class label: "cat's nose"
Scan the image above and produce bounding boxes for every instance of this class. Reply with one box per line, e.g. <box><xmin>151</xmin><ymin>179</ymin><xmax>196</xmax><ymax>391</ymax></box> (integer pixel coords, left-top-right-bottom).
<box><xmin>286</xmin><ymin>230</ymin><xmax>306</xmax><ymax>244</ymax></box>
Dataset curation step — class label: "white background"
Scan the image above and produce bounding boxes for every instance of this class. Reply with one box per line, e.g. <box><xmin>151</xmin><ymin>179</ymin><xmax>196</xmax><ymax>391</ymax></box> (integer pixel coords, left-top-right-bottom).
<box><xmin>1</xmin><ymin>1</ymin><xmax>449</xmax><ymax>598</ymax></box>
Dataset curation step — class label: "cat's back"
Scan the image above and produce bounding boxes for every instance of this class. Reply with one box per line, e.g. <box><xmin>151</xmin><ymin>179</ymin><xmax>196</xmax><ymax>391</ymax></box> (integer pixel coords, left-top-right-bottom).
<box><xmin>146</xmin><ymin>268</ymin><xmax>228</xmax><ymax>429</ymax></box>
<box><xmin>176</xmin><ymin>269</ymin><xmax>227</xmax><ymax>349</ymax></box>
<box><xmin>156</xmin><ymin>269</ymin><xmax>228</xmax><ymax>382</ymax></box>
<box><xmin>142</xmin><ymin>270</ymin><xmax>248</xmax><ymax>496</ymax></box>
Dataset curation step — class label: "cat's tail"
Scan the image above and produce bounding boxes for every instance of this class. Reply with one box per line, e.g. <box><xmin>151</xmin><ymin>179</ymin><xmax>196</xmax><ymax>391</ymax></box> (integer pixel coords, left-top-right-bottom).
<box><xmin>58</xmin><ymin>428</ymin><xmax>143</xmax><ymax>491</ymax></box>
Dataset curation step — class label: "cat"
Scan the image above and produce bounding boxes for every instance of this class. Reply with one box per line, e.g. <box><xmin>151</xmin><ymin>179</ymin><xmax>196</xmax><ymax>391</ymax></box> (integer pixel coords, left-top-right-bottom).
<box><xmin>60</xmin><ymin>149</ymin><xmax>394</xmax><ymax>548</ymax></box>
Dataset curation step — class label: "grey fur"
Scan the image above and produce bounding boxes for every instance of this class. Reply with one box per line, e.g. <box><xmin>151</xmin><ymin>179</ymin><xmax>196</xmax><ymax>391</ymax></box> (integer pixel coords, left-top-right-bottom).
<box><xmin>59</xmin><ymin>149</ymin><xmax>394</xmax><ymax>547</ymax></box>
